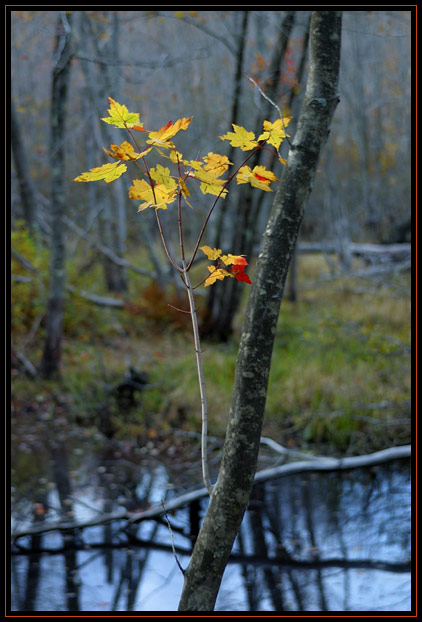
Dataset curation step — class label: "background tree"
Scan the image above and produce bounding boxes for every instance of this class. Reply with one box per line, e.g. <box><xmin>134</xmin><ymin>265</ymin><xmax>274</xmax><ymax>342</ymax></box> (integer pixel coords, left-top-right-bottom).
<box><xmin>178</xmin><ymin>10</ymin><xmax>342</xmax><ymax>611</ymax></box>
<box><xmin>11</xmin><ymin>98</ymin><xmax>39</xmax><ymax>234</ymax></box>
<box><xmin>202</xmin><ymin>11</ymin><xmax>312</xmax><ymax>340</ymax></box>
<box><xmin>40</xmin><ymin>11</ymin><xmax>73</xmax><ymax>377</ymax></box>
<box><xmin>78</xmin><ymin>10</ymin><xmax>128</xmax><ymax>292</ymax></box>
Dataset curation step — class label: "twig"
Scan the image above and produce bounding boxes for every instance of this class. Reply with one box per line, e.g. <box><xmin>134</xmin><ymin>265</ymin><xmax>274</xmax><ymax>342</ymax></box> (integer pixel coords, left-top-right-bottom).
<box><xmin>161</xmin><ymin>500</ymin><xmax>185</xmax><ymax>575</ymax></box>
<box><xmin>260</xmin><ymin>436</ymin><xmax>328</xmax><ymax>461</ymax></box>
<box><xmin>247</xmin><ymin>74</ymin><xmax>293</xmax><ymax>148</ymax></box>
<box><xmin>167</xmin><ymin>303</ymin><xmax>191</xmax><ymax>314</ymax></box>
<box><xmin>182</xmin><ymin>262</ymin><xmax>213</xmax><ymax>496</ymax></box>
<box><xmin>13</xmin><ymin>349</ymin><xmax>37</xmax><ymax>378</ymax></box>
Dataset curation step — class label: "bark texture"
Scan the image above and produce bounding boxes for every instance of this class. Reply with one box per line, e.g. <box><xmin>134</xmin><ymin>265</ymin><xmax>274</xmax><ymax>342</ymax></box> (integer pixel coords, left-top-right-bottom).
<box><xmin>178</xmin><ymin>11</ymin><xmax>342</xmax><ymax>611</ymax></box>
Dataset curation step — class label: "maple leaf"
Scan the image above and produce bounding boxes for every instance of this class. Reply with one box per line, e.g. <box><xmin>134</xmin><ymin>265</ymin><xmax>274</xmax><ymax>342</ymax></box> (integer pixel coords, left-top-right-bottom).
<box><xmin>200</xmin><ymin>246</ymin><xmax>251</xmax><ymax>286</ymax></box>
<box><xmin>101</xmin><ymin>97</ymin><xmax>141</xmax><ymax>129</ymax></box>
<box><xmin>191</xmin><ymin>169</ymin><xmax>228</xmax><ymax>197</ymax></box>
<box><xmin>232</xmin><ymin>264</ymin><xmax>252</xmax><ymax>284</ymax></box>
<box><xmin>129</xmin><ymin>178</ymin><xmax>177</xmax><ymax>210</ymax></box>
<box><xmin>219</xmin><ymin>124</ymin><xmax>259</xmax><ymax>151</ymax></box>
<box><xmin>204</xmin><ymin>266</ymin><xmax>234</xmax><ymax>287</ymax></box>
<box><xmin>257</xmin><ymin>117</ymin><xmax>292</xmax><ymax>149</ymax></box>
<box><xmin>103</xmin><ymin>141</ymin><xmax>151</xmax><ymax>161</ymax></box>
<box><xmin>200</xmin><ymin>246</ymin><xmax>222</xmax><ymax>261</ymax></box>
<box><xmin>203</xmin><ymin>152</ymin><xmax>232</xmax><ymax>178</ymax></box>
<box><xmin>147</xmin><ymin>117</ymin><xmax>193</xmax><ymax>148</ymax></box>
<box><xmin>149</xmin><ymin>164</ymin><xmax>177</xmax><ymax>190</ymax></box>
<box><xmin>236</xmin><ymin>165</ymin><xmax>278</xmax><ymax>191</ymax></box>
<box><xmin>185</xmin><ymin>159</ymin><xmax>228</xmax><ymax>197</ymax></box>
<box><xmin>230</xmin><ymin>257</ymin><xmax>252</xmax><ymax>284</ymax></box>
<box><xmin>74</xmin><ymin>161</ymin><xmax>127</xmax><ymax>184</ymax></box>
<box><xmin>221</xmin><ymin>254</ymin><xmax>248</xmax><ymax>267</ymax></box>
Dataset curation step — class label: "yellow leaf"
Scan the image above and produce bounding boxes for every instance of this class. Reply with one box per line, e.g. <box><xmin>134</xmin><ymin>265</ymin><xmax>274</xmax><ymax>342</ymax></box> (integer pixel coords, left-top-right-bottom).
<box><xmin>184</xmin><ymin>159</ymin><xmax>203</xmax><ymax>171</ymax></box>
<box><xmin>187</xmin><ymin>167</ymin><xmax>228</xmax><ymax>197</ymax></box>
<box><xmin>149</xmin><ymin>164</ymin><xmax>177</xmax><ymax>189</ymax></box>
<box><xmin>200</xmin><ymin>246</ymin><xmax>222</xmax><ymax>260</ymax></box>
<box><xmin>220</xmin><ymin>253</ymin><xmax>248</xmax><ymax>266</ymax></box>
<box><xmin>203</xmin><ymin>152</ymin><xmax>232</xmax><ymax>178</ymax></box>
<box><xmin>252</xmin><ymin>165</ymin><xmax>278</xmax><ymax>183</ymax></box>
<box><xmin>179</xmin><ymin>177</ymin><xmax>190</xmax><ymax>197</ymax></box>
<box><xmin>257</xmin><ymin>117</ymin><xmax>292</xmax><ymax>149</ymax></box>
<box><xmin>169</xmin><ymin>149</ymin><xmax>183</xmax><ymax>163</ymax></box>
<box><xmin>74</xmin><ymin>161</ymin><xmax>127</xmax><ymax>184</ymax></box>
<box><xmin>236</xmin><ymin>165</ymin><xmax>252</xmax><ymax>186</ymax></box>
<box><xmin>236</xmin><ymin>165</ymin><xmax>278</xmax><ymax>192</ymax></box>
<box><xmin>219</xmin><ymin>124</ymin><xmax>258</xmax><ymax>151</ymax></box>
<box><xmin>204</xmin><ymin>266</ymin><xmax>234</xmax><ymax>287</ymax></box>
<box><xmin>101</xmin><ymin>97</ymin><xmax>141</xmax><ymax>129</ymax></box>
<box><xmin>103</xmin><ymin>141</ymin><xmax>150</xmax><ymax>161</ymax></box>
<box><xmin>147</xmin><ymin>117</ymin><xmax>193</xmax><ymax>148</ymax></box>
<box><xmin>129</xmin><ymin>179</ymin><xmax>177</xmax><ymax>210</ymax></box>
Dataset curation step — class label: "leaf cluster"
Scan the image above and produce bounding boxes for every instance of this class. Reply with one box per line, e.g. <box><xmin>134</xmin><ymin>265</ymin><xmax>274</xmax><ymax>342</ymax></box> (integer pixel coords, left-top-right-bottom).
<box><xmin>74</xmin><ymin>97</ymin><xmax>292</xmax><ymax>287</ymax></box>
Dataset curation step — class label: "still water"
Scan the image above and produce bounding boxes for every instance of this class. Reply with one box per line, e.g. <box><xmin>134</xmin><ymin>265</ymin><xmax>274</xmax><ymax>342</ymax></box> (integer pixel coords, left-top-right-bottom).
<box><xmin>10</xmin><ymin>413</ymin><xmax>411</xmax><ymax>612</ymax></box>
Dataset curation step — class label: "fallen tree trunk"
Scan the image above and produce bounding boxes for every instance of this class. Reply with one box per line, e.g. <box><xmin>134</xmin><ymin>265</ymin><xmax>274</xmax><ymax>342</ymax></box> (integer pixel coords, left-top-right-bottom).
<box><xmin>297</xmin><ymin>241</ymin><xmax>411</xmax><ymax>261</ymax></box>
<box><xmin>11</xmin><ymin>444</ymin><xmax>410</xmax><ymax>540</ymax></box>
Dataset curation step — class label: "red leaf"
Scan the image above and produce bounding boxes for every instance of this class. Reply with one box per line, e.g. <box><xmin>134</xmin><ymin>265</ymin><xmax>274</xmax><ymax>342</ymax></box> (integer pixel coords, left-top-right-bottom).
<box><xmin>234</xmin><ymin>270</ymin><xmax>252</xmax><ymax>284</ymax></box>
<box><xmin>232</xmin><ymin>263</ymin><xmax>251</xmax><ymax>284</ymax></box>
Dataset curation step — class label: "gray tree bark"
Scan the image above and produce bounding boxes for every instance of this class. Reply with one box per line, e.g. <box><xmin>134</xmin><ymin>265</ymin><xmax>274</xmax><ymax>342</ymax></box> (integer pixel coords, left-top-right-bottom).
<box><xmin>178</xmin><ymin>11</ymin><xmax>342</xmax><ymax>611</ymax></box>
<box><xmin>11</xmin><ymin>98</ymin><xmax>39</xmax><ymax>232</ymax></box>
<box><xmin>40</xmin><ymin>12</ymin><xmax>72</xmax><ymax>377</ymax></box>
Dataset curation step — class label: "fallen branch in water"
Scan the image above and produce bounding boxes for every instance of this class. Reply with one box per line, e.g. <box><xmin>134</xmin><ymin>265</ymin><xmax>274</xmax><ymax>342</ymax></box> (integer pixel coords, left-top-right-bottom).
<box><xmin>11</xmin><ymin>444</ymin><xmax>410</xmax><ymax>539</ymax></box>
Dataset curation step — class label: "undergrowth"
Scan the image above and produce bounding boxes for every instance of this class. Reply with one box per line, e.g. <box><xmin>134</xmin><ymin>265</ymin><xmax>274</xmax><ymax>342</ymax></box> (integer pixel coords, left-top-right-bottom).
<box><xmin>11</xmin><ymin>230</ymin><xmax>411</xmax><ymax>455</ymax></box>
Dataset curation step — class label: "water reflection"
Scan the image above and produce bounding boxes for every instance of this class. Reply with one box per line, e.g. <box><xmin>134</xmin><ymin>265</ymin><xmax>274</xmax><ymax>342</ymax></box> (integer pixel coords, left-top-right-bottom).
<box><xmin>10</xmin><ymin>417</ymin><xmax>411</xmax><ymax>612</ymax></box>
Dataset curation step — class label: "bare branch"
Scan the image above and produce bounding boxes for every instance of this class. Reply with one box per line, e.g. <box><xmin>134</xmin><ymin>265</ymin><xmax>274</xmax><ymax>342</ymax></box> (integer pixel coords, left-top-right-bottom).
<box><xmin>161</xmin><ymin>500</ymin><xmax>186</xmax><ymax>575</ymax></box>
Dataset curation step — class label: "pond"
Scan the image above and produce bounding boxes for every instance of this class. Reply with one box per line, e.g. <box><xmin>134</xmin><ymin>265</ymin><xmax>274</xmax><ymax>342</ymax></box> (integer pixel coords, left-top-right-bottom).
<box><xmin>10</xmin><ymin>412</ymin><xmax>411</xmax><ymax>613</ymax></box>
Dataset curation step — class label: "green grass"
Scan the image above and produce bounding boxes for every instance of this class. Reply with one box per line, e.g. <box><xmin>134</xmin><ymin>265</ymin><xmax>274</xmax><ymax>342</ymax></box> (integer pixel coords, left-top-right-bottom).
<box><xmin>11</xmin><ymin>247</ymin><xmax>411</xmax><ymax>455</ymax></box>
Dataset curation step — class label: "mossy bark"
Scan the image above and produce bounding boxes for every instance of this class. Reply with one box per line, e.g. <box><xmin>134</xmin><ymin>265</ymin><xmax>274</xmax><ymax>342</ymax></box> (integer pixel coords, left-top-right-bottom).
<box><xmin>178</xmin><ymin>11</ymin><xmax>342</xmax><ymax>612</ymax></box>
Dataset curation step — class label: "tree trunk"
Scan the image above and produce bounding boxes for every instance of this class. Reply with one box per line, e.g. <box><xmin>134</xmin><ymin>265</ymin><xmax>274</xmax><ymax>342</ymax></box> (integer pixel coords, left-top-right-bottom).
<box><xmin>11</xmin><ymin>98</ymin><xmax>39</xmax><ymax>232</ymax></box>
<box><xmin>81</xmin><ymin>10</ymin><xmax>128</xmax><ymax>293</ymax></box>
<box><xmin>202</xmin><ymin>11</ymin><xmax>297</xmax><ymax>341</ymax></box>
<box><xmin>40</xmin><ymin>12</ymin><xmax>72</xmax><ymax>377</ymax></box>
<box><xmin>178</xmin><ymin>11</ymin><xmax>342</xmax><ymax>611</ymax></box>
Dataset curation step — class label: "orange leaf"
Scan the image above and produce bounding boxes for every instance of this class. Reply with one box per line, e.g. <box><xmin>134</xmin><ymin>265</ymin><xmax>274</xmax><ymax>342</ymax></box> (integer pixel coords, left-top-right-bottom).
<box><xmin>147</xmin><ymin>117</ymin><xmax>193</xmax><ymax>148</ymax></box>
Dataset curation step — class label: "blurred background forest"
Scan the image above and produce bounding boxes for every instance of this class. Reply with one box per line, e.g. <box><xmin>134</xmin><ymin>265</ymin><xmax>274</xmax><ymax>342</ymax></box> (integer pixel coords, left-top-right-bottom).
<box><xmin>11</xmin><ymin>9</ymin><xmax>411</xmax><ymax>455</ymax></box>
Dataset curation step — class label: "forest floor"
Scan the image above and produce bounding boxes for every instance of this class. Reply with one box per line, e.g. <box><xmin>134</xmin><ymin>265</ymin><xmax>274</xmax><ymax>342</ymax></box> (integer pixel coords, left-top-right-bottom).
<box><xmin>11</xmin><ymin>252</ymin><xmax>411</xmax><ymax>459</ymax></box>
